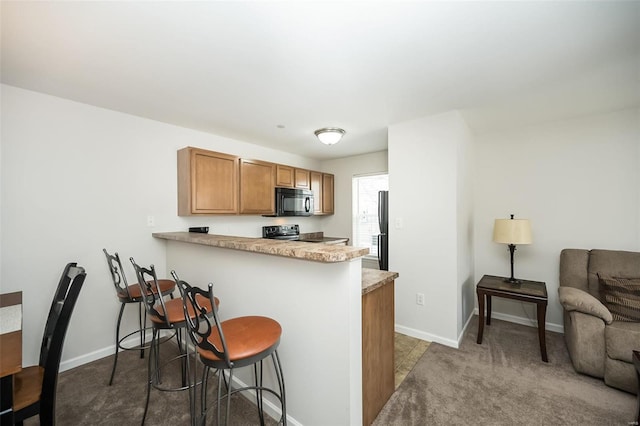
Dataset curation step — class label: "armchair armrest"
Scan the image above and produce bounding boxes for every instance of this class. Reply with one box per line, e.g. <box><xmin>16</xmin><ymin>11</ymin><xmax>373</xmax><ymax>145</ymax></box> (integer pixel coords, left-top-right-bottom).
<box><xmin>558</xmin><ymin>286</ymin><xmax>613</xmax><ymax>324</ymax></box>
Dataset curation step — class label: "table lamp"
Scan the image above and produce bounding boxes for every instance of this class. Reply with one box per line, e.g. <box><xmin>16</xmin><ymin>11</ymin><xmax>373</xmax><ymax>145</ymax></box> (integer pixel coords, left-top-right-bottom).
<box><xmin>493</xmin><ymin>214</ymin><xmax>532</xmax><ymax>284</ymax></box>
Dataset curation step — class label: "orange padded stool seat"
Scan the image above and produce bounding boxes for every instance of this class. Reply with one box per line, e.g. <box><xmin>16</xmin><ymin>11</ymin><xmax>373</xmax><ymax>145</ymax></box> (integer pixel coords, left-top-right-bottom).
<box><xmin>173</xmin><ymin>271</ymin><xmax>286</xmax><ymax>426</ymax></box>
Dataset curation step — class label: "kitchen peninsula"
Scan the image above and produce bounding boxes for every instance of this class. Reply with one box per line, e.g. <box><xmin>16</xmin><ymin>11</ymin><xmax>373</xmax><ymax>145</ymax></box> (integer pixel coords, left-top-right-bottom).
<box><xmin>153</xmin><ymin>232</ymin><xmax>397</xmax><ymax>425</ymax></box>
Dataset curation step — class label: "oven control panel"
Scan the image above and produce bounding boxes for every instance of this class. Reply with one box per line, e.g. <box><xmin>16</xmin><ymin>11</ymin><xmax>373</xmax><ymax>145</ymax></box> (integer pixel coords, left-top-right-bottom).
<box><xmin>262</xmin><ymin>224</ymin><xmax>300</xmax><ymax>239</ymax></box>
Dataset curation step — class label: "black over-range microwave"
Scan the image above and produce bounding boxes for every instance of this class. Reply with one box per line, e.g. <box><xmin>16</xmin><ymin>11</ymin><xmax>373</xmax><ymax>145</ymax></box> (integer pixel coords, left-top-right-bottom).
<box><xmin>270</xmin><ymin>187</ymin><xmax>314</xmax><ymax>217</ymax></box>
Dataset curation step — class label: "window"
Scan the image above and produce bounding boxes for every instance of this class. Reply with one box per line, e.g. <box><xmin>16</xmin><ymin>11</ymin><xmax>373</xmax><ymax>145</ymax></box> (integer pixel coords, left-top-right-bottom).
<box><xmin>352</xmin><ymin>174</ymin><xmax>388</xmax><ymax>257</ymax></box>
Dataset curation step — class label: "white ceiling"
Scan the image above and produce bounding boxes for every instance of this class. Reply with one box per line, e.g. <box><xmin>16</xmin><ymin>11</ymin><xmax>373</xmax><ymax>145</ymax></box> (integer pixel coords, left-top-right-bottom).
<box><xmin>2</xmin><ymin>1</ymin><xmax>639</xmax><ymax>160</ymax></box>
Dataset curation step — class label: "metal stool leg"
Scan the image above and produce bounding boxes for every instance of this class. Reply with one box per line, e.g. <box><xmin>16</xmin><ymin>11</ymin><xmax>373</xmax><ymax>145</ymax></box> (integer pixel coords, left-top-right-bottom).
<box><xmin>225</xmin><ymin>369</ymin><xmax>234</xmax><ymax>426</ymax></box>
<box><xmin>138</xmin><ymin>302</ymin><xmax>146</xmax><ymax>359</ymax></box>
<box><xmin>255</xmin><ymin>361</ymin><xmax>265</xmax><ymax>425</ymax></box>
<box><xmin>141</xmin><ymin>328</ymin><xmax>158</xmax><ymax>425</ymax></box>
<box><xmin>201</xmin><ymin>367</ymin><xmax>211</xmax><ymax>426</ymax></box>
<box><xmin>185</xmin><ymin>342</ymin><xmax>197</xmax><ymax>426</ymax></box>
<box><xmin>272</xmin><ymin>351</ymin><xmax>287</xmax><ymax>425</ymax></box>
<box><xmin>108</xmin><ymin>302</ymin><xmax>126</xmax><ymax>386</ymax></box>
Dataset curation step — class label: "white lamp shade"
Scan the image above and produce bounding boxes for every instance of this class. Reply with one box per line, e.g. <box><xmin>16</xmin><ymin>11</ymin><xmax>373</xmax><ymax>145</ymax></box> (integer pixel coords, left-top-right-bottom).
<box><xmin>314</xmin><ymin>128</ymin><xmax>345</xmax><ymax>145</ymax></box>
<box><xmin>493</xmin><ymin>218</ymin><xmax>532</xmax><ymax>244</ymax></box>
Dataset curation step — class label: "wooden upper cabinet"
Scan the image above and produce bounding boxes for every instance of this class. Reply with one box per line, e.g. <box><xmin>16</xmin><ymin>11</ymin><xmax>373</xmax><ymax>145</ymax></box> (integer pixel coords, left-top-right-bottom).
<box><xmin>178</xmin><ymin>146</ymin><xmax>332</xmax><ymax>216</ymax></box>
<box><xmin>310</xmin><ymin>171</ymin><xmax>334</xmax><ymax>215</ymax></box>
<box><xmin>276</xmin><ymin>165</ymin><xmax>294</xmax><ymax>188</ymax></box>
<box><xmin>294</xmin><ymin>169</ymin><xmax>310</xmax><ymax>189</ymax></box>
<box><xmin>239</xmin><ymin>159</ymin><xmax>276</xmax><ymax>215</ymax></box>
<box><xmin>310</xmin><ymin>171</ymin><xmax>323</xmax><ymax>215</ymax></box>
<box><xmin>178</xmin><ymin>147</ymin><xmax>238</xmax><ymax>215</ymax></box>
<box><xmin>322</xmin><ymin>173</ymin><xmax>335</xmax><ymax>214</ymax></box>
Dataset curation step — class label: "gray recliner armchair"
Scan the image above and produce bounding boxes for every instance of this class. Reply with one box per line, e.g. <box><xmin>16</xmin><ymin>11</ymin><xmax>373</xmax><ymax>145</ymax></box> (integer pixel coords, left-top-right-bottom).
<box><xmin>558</xmin><ymin>248</ymin><xmax>640</xmax><ymax>394</ymax></box>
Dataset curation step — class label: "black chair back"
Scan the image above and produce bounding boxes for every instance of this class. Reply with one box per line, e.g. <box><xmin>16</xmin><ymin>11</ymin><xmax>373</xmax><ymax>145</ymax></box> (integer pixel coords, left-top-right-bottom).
<box><xmin>103</xmin><ymin>249</ymin><xmax>132</xmax><ymax>300</ymax></box>
<box><xmin>129</xmin><ymin>258</ymin><xmax>170</xmax><ymax>327</ymax></box>
<box><xmin>171</xmin><ymin>271</ymin><xmax>231</xmax><ymax>368</ymax></box>
<box><xmin>39</xmin><ymin>262</ymin><xmax>86</xmax><ymax>423</ymax></box>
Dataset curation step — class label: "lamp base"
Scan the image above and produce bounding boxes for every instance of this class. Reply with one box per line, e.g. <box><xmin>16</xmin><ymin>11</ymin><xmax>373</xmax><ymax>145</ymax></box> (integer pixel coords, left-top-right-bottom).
<box><xmin>503</xmin><ymin>277</ymin><xmax>522</xmax><ymax>285</ymax></box>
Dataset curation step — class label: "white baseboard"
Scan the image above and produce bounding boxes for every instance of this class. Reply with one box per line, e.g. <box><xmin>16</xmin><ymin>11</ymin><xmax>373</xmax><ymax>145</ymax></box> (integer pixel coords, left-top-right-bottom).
<box><xmin>59</xmin><ymin>331</ymin><xmax>155</xmax><ymax>372</ymax></box>
<box><xmin>395</xmin><ymin>324</ymin><xmax>460</xmax><ymax>349</ymax></box>
<box><xmin>395</xmin><ymin>310</ymin><xmax>564</xmax><ymax>353</ymax></box>
<box><xmin>60</xmin><ymin>345</ymin><xmax>114</xmax><ymax>373</ymax></box>
<box><xmin>472</xmin><ymin>308</ymin><xmax>565</xmax><ymax>334</ymax></box>
<box><xmin>457</xmin><ymin>311</ymin><xmax>475</xmax><ymax>346</ymax></box>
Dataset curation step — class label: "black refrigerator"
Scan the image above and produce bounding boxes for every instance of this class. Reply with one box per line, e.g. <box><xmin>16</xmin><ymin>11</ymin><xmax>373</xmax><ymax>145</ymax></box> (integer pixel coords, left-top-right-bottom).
<box><xmin>377</xmin><ymin>190</ymin><xmax>389</xmax><ymax>270</ymax></box>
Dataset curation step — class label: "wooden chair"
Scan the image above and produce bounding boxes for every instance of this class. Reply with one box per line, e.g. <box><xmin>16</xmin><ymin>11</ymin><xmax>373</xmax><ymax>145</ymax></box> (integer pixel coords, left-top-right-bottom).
<box><xmin>130</xmin><ymin>258</ymin><xmax>219</xmax><ymax>425</ymax></box>
<box><xmin>103</xmin><ymin>249</ymin><xmax>175</xmax><ymax>385</ymax></box>
<box><xmin>172</xmin><ymin>271</ymin><xmax>286</xmax><ymax>426</ymax></box>
<box><xmin>13</xmin><ymin>262</ymin><xmax>87</xmax><ymax>425</ymax></box>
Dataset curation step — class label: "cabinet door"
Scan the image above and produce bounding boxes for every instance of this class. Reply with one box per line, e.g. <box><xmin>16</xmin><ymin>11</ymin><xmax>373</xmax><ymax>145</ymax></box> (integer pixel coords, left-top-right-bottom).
<box><xmin>322</xmin><ymin>173</ymin><xmax>335</xmax><ymax>214</ymax></box>
<box><xmin>362</xmin><ymin>282</ymin><xmax>395</xmax><ymax>425</ymax></box>
<box><xmin>178</xmin><ymin>147</ymin><xmax>238</xmax><ymax>215</ymax></box>
<box><xmin>294</xmin><ymin>169</ymin><xmax>310</xmax><ymax>189</ymax></box>
<box><xmin>240</xmin><ymin>159</ymin><xmax>276</xmax><ymax>214</ymax></box>
<box><xmin>276</xmin><ymin>164</ymin><xmax>294</xmax><ymax>187</ymax></box>
<box><xmin>310</xmin><ymin>171</ymin><xmax>323</xmax><ymax>215</ymax></box>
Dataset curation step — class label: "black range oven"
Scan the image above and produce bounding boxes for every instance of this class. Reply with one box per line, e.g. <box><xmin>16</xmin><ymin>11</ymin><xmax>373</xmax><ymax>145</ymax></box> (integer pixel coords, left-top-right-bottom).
<box><xmin>262</xmin><ymin>224</ymin><xmax>301</xmax><ymax>240</ymax></box>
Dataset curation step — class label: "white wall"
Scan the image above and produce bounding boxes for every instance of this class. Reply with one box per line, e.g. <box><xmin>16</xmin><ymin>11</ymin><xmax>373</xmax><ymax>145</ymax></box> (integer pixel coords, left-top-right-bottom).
<box><xmin>388</xmin><ymin>111</ymin><xmax>474</xmax><ymax>347</ymax></box>
<box><xmin>456</xmin><ymin>122</ymin><xmax>475</xmax><ymax>337</ymax></box>
<box><xmin>0</xmin><ymin>84</ymin><xmax>3</xmax><ymax>283</ymax></box>
<box><xmin>474</xmin><ymin>108</ymin><xmax>640</xmax><ymax>330</ymax></box>
<box><xmin>0</xmin><ymin>85</ymin><xmax>323</xmax><ymax>368</ymax></box>
<box><xmin>638</xmin><ymin>108</ymin><xmax>640</xmax><ymax>246</ymax></box>
<box><xmin>5</xmin><ymin>82</ymin><xmax>638</xmax><ymax>372</ymax></box>
<box><xmin>320</xmin><ymin>150</ymin><xmax>388</xmax><ymax>243</ymax></box>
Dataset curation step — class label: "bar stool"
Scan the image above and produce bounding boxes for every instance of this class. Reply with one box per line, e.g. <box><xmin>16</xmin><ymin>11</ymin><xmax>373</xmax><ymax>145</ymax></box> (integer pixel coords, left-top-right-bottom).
<box><xmin>172</xmin><ymin>271</ymin><xmax>286</xmax><ymax>426</ymax></box>
<box><xmin>130</xmin><ymin>258</ymin><xmax>219</xmax><ymax>425</ymax></box>
<box><xmin>103</xmin><ymin>249</ymin><xmax>176</xmax><ymax>385</ymax></box>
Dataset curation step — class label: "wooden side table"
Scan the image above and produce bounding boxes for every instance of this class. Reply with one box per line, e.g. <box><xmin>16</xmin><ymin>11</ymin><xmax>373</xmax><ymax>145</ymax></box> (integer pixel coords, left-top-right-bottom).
<box><xmin>476</xmin><ymin>275</ymin><xmax>548</xmax><ymax>362</ymax></box>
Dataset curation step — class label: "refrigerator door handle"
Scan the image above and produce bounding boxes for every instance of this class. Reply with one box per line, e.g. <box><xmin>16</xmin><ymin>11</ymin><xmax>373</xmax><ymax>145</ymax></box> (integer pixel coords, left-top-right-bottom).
<box><xmin>377</xmin><ymin>234</ymin><xmax>381</xmax><ymax>265</ymax></box>
<box><xmin>378</xmin><ymin>195</ymin><xmax>382</xmax><ymax>228</ymax></box>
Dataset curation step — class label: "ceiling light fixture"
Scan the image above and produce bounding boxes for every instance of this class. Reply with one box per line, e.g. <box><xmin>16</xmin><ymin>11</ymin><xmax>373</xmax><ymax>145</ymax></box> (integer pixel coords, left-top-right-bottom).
<box><xmin>314</xmin><ymin>127</ymin><xmax>345</xmax><ymax>145</ymax></box>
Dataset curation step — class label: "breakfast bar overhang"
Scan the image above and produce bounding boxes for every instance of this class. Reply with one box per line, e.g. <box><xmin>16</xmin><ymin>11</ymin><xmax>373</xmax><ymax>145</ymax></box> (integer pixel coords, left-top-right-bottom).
<box><xmin>152</xmin><ymin>232</ymin><xmax>375</xmax><ymax>425</ymax></box>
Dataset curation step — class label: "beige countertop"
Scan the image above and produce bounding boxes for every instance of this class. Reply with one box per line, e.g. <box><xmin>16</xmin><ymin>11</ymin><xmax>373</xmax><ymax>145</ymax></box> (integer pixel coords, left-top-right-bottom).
<box><xmin>153</xmin><ymin>232</ymin><xmax>368</xmax><ymax>263</ymax></box>
<box><xmin>298</xmin><ymin>232</ymin><xmax>348</xmax><ymax>245</ymax></box>
<box><xmin>299</xmin><ymin>237</ymin><xmax>349</xmax><ymax>245</ymax></box>
<box><xmin>362</xmin><ymin>268</ymin><xmax>399</xmax><ymax>295</ymax></box>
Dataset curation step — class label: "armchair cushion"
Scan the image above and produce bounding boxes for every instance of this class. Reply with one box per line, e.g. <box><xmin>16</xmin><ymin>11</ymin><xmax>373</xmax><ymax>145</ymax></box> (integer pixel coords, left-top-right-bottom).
<box><xmin>605</xmin><ymin>321</ymin><xmax>640</xmax><ymax>363</ymax></box>
<box><xmin>598</xmin><ymin>275</ymin><xmax>640</xmax><ymax>322</ymax></box>
<box><xmin>558</xmin><ymin>286</ymin><xmax>613</xmax><ymax>325</ymax></box>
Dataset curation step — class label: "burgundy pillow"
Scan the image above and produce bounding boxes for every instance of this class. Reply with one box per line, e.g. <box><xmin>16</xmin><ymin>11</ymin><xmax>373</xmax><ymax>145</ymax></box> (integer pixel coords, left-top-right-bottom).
<box><xmin>598</xmin><ymin>274</ymin><xmax>640</xmax><ymax>322</ymax></box>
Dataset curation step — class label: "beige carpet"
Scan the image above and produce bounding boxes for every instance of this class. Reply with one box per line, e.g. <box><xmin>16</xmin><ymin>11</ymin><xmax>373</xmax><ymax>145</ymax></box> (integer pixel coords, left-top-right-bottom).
<box><xmin>374</xmin><ymin>317</ymin><xmax>636</xmax><ymax>425</ymax></box>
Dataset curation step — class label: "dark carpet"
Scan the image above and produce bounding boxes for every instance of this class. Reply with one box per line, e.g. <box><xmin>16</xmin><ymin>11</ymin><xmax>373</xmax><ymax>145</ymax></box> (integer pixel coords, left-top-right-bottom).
<box><xmin>373</xmin><ymin>317</ymin><xmax>637</xmax><ymax>426</ymax></box>
<box><xmin>25</xmin><ymin>318</ymin><xmax>637</xmax><ymax>425</ymax></box>
<box><xmin>26</xmin><ymin>341</ymin><xmax>277</xmax><ymax>426</ymax></box>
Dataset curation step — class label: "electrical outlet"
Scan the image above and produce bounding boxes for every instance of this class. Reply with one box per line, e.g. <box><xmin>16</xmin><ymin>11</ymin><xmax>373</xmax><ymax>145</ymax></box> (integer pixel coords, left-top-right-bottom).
<box><xmin>147</xmin><ymin>215</ymin><xmax>155</xmax><ymax>227</ymax></box>
<box><xmin>416</xmin><ymin>293</ymin><xmax>425</xmax><ymax>306</ymax></box>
